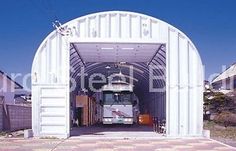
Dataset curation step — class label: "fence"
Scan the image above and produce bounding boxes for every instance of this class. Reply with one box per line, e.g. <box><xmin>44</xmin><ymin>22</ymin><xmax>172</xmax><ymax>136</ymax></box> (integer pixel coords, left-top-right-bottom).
<box><xmin>0</xmin><ymin>103</ymin><xmax>31</xmax><ymax>131</ymax></box>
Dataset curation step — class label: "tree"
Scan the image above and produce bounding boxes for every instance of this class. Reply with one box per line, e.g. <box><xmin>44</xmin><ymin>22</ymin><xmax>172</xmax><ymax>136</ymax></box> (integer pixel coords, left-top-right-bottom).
<box><xmin>204</xmin><ymin>91</ymin><xmax>233</xmax><ymax>113</ymax></box>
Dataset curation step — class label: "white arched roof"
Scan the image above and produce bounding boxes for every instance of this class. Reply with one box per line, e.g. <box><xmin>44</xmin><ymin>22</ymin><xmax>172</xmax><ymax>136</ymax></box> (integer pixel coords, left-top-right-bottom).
<box><xmin>32</xmin><ymin>11</ymin><xmax>202</xmax><ymax>74</ymax></box>
<box><xmin>32</xmin><ymin>11</ymin><xmax>203</xmax><ymax>138</ymax></box>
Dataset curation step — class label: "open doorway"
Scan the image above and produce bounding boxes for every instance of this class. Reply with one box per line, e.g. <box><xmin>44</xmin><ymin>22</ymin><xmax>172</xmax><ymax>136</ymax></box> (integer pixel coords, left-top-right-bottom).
<box><xmin>69</xmin><ymin>42</ymin><xmax>166</xmax><ymax>138</ymax></box>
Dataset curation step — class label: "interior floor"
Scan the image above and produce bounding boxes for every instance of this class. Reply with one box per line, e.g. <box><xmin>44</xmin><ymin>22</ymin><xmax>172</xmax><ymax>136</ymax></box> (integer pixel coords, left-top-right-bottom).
<box><xmin>70</xmin><ymin>124</ymin><xmax>165</xmax><ymax>138</ymax></box>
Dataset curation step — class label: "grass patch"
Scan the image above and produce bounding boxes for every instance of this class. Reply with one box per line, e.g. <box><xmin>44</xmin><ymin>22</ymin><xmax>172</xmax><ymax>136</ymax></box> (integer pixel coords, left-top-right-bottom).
<box><xmin>204</xmin><ymin>121</ymin><xmax>236</xmax><ymax>141</ymax></box>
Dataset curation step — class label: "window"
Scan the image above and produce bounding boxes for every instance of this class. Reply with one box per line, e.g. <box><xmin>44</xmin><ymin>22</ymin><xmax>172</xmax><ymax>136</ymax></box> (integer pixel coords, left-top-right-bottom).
<box><xmin>103</xmin><ymin>91</ymin><xmax>132</xmax><ymax>105</ymax></box>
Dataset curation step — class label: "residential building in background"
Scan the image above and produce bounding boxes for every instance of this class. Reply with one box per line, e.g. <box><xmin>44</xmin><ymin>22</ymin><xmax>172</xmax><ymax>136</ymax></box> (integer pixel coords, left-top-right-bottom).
<box><xmin>212</xmin><ymin>63</ymin><xmax>236</xmax><ymax>93</ymax></box>
<box><xmin>0</xmin><ymin>70</ymin><xmax>30</xmax><ymax>105</ymax></box>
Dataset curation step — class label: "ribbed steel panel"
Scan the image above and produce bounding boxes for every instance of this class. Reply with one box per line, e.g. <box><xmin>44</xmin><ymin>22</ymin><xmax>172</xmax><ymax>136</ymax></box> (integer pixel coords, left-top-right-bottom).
<box><xmin>32</xmin><ymin>11</ymin><xmax>203</xmax><ymax>138</ymax></box>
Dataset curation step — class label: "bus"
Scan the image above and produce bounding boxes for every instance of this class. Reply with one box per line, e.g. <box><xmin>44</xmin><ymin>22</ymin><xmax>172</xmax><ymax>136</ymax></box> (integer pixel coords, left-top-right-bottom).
<box><xmin>101</xmin><ymin>81</ymin><xmax>138</xmax><ymax>124</ymax></box>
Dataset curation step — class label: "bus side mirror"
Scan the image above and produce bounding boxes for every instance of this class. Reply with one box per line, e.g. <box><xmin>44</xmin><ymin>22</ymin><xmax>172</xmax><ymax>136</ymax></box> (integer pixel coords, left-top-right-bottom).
<box><xmin>133</xmin><ymin>100</ymin><xmax>137</xmax><ymax>106</ymax></box>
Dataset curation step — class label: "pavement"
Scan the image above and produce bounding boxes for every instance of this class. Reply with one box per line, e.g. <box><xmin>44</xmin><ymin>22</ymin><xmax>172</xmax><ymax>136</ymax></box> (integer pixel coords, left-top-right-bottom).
<box><xmin>0</xmin><ymin>137</ymin><xmax>235</xmax><ymax>151</ymax></box>
<box><xmin>1</xmin><ymin>125</ymin><xmax>235</xmax><ymax>151</ymax></box>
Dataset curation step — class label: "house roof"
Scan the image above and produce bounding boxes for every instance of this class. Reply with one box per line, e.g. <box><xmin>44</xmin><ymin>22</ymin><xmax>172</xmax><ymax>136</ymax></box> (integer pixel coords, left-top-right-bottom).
<box><xmin>0</xmin><ymin>70</ymin><xmax>23</xmax><ymax>89</ymax></box>
<box><xmin>212</xmin><ymin>63</ymin><xmax>236</xmax><ymax>83</ymax></box>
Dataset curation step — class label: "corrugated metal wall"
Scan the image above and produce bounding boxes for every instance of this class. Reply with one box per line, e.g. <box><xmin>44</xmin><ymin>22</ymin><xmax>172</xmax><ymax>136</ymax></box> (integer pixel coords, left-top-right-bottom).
<box><xmin>32</xmin><ymin>34</ymin><xmax>70</xmax><ymax>138</ymax></box>
<box><xmin>32</xmin><ymin>11</ymin><xmax>203</xmax><ymax>138</ymax></box>
<box><xmin>167</xmin><ymin>29</ymin><xmax>203</xmax><ymax>136</ymax></box>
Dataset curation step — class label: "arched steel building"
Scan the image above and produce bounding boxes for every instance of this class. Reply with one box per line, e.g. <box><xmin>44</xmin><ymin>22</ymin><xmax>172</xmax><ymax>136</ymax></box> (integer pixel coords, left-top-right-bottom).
<box><xmin>32</xmin><ymin>11</ymin><xmax>204</xmax><ymax>138</ymax></box>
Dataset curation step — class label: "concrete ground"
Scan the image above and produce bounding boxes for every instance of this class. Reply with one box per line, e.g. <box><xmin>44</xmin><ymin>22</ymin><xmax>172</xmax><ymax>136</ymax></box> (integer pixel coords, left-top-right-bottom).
<box><xmin>70</xmin><ymin>124</ymin><xmax>164</xmax><ymax>138</ymax></box>
<box><xmin>0</xmin><ymin>125</ymin><xmax>235</xmax><ymax>151</ymax></box>
<box><xmin>0</xmin><ymin>137</ymin><xmax>235</xmax><ymax>151</ymax></box>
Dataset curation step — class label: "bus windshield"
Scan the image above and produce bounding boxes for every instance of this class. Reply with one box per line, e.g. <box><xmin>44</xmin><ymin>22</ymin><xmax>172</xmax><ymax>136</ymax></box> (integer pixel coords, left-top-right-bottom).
<box><xmin>103</xmin><ymin>91</ymin><xmax>132</xmax><ymax>105</ymax></box>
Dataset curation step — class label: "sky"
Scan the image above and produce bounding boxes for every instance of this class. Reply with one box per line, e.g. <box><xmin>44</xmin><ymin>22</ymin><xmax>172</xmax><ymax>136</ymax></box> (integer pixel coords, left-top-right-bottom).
<box><xmin>0</xmin><ymin>0</ymin><xmax>236</xmax><ymax>86</ymax></box>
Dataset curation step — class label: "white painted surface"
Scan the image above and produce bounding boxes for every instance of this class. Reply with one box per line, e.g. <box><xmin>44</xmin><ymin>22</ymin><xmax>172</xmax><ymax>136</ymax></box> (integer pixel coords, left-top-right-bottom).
<box><xmin>103</xmin><ymin>105</ymin><xmax>133</xmax><ymax>118</ymax></box>
<box><xmin>32</xmin><ymin>11</ymin><xmax>204</xmax><ymax>138</ymax></box>
<box><xmin>73</xmin><ymin>43</ymin><xmax>162</xmax><ymax>62</ymax></box>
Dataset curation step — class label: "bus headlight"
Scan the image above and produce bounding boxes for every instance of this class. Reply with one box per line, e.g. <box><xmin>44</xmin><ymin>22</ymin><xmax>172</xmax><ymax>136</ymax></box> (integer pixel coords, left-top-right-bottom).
<box><xmin>124</xmin><ymin>118</ymin><xmax>132</xmax><ymax>122</ymax></box>
<box><xmin>104</xmin><ymin>118</ymin><xmax>112</xmax><ymax>122</ymax></box>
